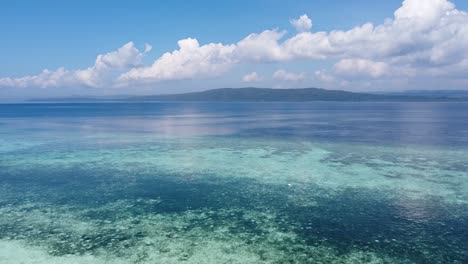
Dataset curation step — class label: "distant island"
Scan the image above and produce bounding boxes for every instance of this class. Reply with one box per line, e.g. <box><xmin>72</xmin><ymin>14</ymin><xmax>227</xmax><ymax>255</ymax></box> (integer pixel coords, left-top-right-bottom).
<box><xmin>29</xmin><ymin>87</ymin><xmax>468</xmax><ymax>102</ymax></box>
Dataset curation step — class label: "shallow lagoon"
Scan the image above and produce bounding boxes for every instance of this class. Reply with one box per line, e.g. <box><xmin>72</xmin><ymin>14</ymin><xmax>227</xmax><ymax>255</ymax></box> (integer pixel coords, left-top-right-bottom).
<box><xmin>0</xmin><ymin>102</ymin><xmax>467</xmax><ymax>263</ymax></box>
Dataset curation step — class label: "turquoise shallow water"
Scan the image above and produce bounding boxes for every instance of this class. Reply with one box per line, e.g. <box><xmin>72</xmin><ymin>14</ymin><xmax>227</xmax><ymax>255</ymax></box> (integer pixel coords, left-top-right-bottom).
<box><xmin>0</xmin><ymin>102</ymin><xmax>467</xmax><ymax>263</ymax></box>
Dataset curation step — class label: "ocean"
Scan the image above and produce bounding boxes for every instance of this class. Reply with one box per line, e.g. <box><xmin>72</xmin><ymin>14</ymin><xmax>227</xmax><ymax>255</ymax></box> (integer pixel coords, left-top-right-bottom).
<box><xmin>0</xmin><ymin>102</ymin><xmax>467</xmax><ymax>263</ymax></box>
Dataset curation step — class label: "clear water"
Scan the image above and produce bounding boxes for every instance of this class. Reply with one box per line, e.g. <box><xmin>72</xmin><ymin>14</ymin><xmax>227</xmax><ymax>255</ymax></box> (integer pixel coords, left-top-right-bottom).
<box><xmin>0</xmin><ymin>102</ymin><xmax>467</xmax><ymax>263</ymax></box>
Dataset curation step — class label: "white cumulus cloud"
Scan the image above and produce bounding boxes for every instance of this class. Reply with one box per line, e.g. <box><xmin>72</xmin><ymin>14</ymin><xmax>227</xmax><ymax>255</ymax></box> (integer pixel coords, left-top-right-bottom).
<box><xmin>334</xmin><ymin>59</ymin><xmax>390</xmax><ymax>78</ymax></box>
<box><xmin>242</xmin><ymin>72</ymin><xmax>262</xmax><ymax>82</ymax></box>
<box><xmin>0</xmin><ymin>42</ymin><xmax>149</xmax><ymax>89</ymax></box>
<box><xmin>235</xmin><ymin>30</ymin><xmax>288</xmax><ymax>62</ymax></box>
<box><xmin>76</xmin><ymin>41</ymin><xmax>149</xmax><ymax>87</ymax></box>
<box><xmin>290</xmin><ymin>14</ymin><xmax>313</xmax><ymax>32</ymax></box>
<box><xmin>118</xmin><ymin>38</ymin><xmax>236</xmax><ymax>84</ymax></box>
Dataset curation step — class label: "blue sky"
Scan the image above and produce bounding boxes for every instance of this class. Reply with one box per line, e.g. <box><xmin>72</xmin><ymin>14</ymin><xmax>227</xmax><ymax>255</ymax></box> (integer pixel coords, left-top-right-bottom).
<box><xmin>1</xmin><ymin>0</ymin><xmax>468</xmax><ymax>99</ymax></box>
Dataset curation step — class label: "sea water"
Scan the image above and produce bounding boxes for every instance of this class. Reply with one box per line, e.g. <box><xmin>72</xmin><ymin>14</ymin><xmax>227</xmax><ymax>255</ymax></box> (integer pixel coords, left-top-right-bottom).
<box><xmin>0</xmin><ymin>102</ymin><xmax>467</xmax><ymax>263</ymax></box>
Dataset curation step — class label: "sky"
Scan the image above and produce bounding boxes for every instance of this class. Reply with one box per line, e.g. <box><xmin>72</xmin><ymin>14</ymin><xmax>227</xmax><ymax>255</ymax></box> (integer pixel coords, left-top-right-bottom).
<box><xmin>1</xmin><ymin>0</ymin><xmax>468</xmax><ymax>100</ymax></box>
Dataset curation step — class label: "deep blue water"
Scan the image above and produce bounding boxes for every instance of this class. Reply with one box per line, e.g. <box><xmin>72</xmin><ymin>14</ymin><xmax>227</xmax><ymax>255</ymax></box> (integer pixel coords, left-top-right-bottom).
<box><xmin>2</xmin><ymin>102</ymin><xmax>468</xmax><ymax>146</ymax></box>
<box><xmin>0</xmin><ymin>102</ymin><xmax>467</xmax><ymax>263</ymax></box>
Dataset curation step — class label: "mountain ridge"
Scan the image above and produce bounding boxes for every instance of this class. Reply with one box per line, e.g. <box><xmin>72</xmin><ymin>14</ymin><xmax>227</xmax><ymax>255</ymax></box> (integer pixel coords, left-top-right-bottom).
<box><xmin>29</xmin><ymin>87</ymin><xmax>468</xmax><ymax>102</ymax></box>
